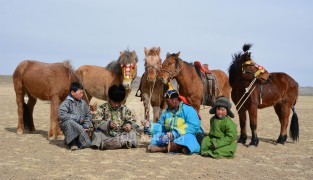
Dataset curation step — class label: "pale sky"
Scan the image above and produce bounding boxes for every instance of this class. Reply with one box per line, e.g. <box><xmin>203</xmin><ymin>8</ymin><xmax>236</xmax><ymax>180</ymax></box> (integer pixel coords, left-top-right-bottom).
<box><xmin>1</xmin><ymin>0</ymin><xmax>312</xmax><ymax>86</ymax></box>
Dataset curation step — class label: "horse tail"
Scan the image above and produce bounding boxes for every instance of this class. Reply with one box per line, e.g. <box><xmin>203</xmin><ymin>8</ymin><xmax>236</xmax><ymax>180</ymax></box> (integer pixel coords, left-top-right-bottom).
<box><xmin>23</xmin><ymin>102</ymin><xmax>32</xmax><ymax>130</ymax></box>
<box><xmin>289</xmin><ymin>105</ymin><xmax>299</xmax><ymax>142</ymax></box>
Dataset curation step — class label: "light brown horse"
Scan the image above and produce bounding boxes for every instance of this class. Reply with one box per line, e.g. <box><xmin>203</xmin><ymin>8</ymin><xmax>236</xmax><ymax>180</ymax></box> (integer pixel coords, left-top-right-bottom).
<box><xmin>76</xmin><ymin>50</ymin><xmax>138</xmax><ymax>102</ymax></box>
<box><xmin>13</xmin><ymin>60</ymin><xmax>80</xmax><ymax>140</ymax></box>
<box><xmin>159</xmin><ymin>52</ymin><xmax>231</xmax><ymax>111</ymax></box>
<box><xmin>228</xmin><ymin>44</ymin><xmax>299</xmax><ymax>146</ymax></box>
<box><xmin>136</xmin><ymin>47</ymin><xmax>167</xmax><ymax>122</ymax></box>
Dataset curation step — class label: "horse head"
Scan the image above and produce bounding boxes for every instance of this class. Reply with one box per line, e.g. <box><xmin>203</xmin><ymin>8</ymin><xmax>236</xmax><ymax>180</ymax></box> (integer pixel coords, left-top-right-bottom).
<box><xmin>159</xmin><ymin>52</ymin><xmax>182</xmax><ymax>84</ymax></box>
<box><xmin>144</xmin><ymin>47</ymin><xmax>162</xmax><ymax>82</ymax></box>
<box><xmin>239</xmin><ymin>44</ymin><xmax>270</xmax><ymax>83</ymax></box>
<box><xmin>118</xmin><ymin>50</ymin><xmax>138</xmax><ymax>89</ymax></box>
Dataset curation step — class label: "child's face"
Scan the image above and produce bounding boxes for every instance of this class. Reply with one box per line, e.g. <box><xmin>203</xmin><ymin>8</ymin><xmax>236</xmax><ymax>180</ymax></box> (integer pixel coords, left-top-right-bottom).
<box><xmin>216</xmin><ymin>106</ymin><xmax>227</xmax><ymax>118</ymax></box>
<box><xmin>109</xmin><ymin>99</ymin><xmax>122</xmax><ymax>110</ymax></box>
<box><xmin>71</xmin><ymin>89</ymin><xmax>84</xmax><ymax>101</ymax></box>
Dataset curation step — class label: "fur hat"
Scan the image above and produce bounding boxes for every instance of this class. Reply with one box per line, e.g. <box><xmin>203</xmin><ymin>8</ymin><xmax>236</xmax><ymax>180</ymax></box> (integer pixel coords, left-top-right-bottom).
<box><xmin>108</xmin><ymin>84</ymin><xmax>126</xmax><ymax>102</ymax></box>
<box><xmin>164</xmin><ymin>82</ymin><xmax>179</xmax><ymax>99</ymax></box>
<box><xmin>209</xmin><ymin>96</ymin><xmax>234</xmax><ymax>118</ymax></box>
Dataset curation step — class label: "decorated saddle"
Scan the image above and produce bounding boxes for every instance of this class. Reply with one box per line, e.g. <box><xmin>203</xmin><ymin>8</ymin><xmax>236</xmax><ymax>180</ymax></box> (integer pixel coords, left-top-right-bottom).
<box><xmin>194</xmin><ymin>61</ymin><xmax>218</xmax><ymax>106</ymax></box>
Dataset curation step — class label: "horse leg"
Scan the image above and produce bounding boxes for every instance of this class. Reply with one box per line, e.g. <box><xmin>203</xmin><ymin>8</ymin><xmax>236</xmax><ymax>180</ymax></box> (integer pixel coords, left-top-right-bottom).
<box><xmin>237</xmin><ymin>109</ymin><xmax>248</xmax><ymax>144</ymax></box>
<box><xmin>15</xmin><ymin>88</ymin><xmax>26</xmax><ymax>135</ymax></box>
<box><xmin>142</xmin><ymin>93</ymin><xmax>150</xmax><ymax>121</ymax></box>
<box><xmin>152</xmin><ymin>106</ymin><xmax>160</xmax><ymax>122</ymax></box>
<box><xmin>248</xmin><ymin>107</ymin><xmax>259</xmax><ymax>146</ymax></box>
<box><xmin>49</xmin><ymin>96</ymin><xmax>63</xmax><ymax>140</ymax></box>
<box><xmin>25</xmin><ymin>92</ymin><xmax>37</xmax><ymax>133</ymax></box>
<box><xmin>274</xmin><ymin>104</ymin><xmax>289</xmax><ymax>144</ymax></box>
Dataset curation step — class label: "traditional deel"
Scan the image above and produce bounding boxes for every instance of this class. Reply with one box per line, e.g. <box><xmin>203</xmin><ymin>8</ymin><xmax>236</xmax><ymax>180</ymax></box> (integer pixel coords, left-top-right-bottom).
<box><xmin>201</xmin><ymin>116</ymin><xmax>237</xmax><ymax>158</ymax></box>
<box><xmin>93</xmin><ymin>102</ymin><xmax>137</xmax><ymax>136</ymax></box>
<box><xmin>59</xmin><ymin>95</ymin><xmax>92</xmax><ymax>148</ymax></box>
<box><xmin>148</xmin><ymin>101</ymin><xmax>203</xmax><ymax>154</ymax></box>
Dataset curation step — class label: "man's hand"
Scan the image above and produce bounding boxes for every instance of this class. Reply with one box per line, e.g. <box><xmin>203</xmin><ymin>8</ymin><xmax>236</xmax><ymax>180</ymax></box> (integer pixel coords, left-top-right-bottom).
<box><xmin>110</xmin><ymin>122</ymin><xmax>117</xmax><ymax>129</ymax></box>
<box><xmin>123</xmin><ymin>123</ymin><xmax>132</xmax><ymax>132</ymax></box>
<box><xmin>141</xmin><ymin>119</ymin><xmax>150</xmax><ymax>128</ymax></box>
<box><xmin>167</xmin><ymin>131</ymin><xmax>174</xmax><ymax>140</ymax></box>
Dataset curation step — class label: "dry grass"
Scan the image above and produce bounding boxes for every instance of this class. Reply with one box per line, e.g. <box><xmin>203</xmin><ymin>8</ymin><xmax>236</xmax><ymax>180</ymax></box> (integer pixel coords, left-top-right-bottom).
<box><xmin>1</xmin><ymin>77</ymin><xmax>313</xmax><ymax>179</ymax></box>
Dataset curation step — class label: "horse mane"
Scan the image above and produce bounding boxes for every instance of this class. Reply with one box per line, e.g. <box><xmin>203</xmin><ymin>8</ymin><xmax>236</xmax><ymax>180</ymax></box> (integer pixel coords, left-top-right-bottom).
<box><xmin>106</xmin><ymin>60</ymin><xmax>122</xmax><ymax>75</ymax></box>
<box><xmin>118</xmin><ymin>49</ymin><xmax>139</xmax><ymax>64</ymax></box>
<box><xmin>106</xmin><ymin>49</ymin><xmax>138</xmax><ymax>75</ymax></box>
<box><xmin>228</xmin><ymin>53</ymin><xmax>242</xmax><ymax>85</ymax></box>
<box><xmin>63</xmin><ymin>60</ymin><xmax>80</xmax><ymax>83</ymax></box>
<box><xmin>146</xmin><ymin>47</ymin><xmax>160</xmax><ymax>56</ymax></box>
<box><xmin>228</xmin><ymin>43</ymin><xmax>254</xmax><ymax>85</ymax></box>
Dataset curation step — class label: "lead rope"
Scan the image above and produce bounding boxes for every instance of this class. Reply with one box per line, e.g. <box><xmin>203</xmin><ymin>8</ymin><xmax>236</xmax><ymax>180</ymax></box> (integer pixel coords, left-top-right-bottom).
<box><xmin>235</xmin><ymin>78</ymin><xmax>257</xmax><ymax>112</ymax></box>
<box><xmin>237</xmin><ymin>85</ymin><xmax>256</xmax><ymax>112</ymax></box>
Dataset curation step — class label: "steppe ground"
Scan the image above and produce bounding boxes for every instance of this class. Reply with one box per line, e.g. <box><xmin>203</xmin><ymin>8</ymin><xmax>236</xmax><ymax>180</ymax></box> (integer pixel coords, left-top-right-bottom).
<box><xmin>0</xmin><ymin>76</ymin><xmax>312</xmax><ymax>179</ymax></box>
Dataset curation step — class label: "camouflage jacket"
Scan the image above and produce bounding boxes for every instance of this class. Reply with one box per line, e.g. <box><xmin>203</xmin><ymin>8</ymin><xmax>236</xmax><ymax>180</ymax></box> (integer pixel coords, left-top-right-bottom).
<box><xmin>92</xmin><ymin>102</ymin><xmax>138</xmax><ymax>136</ymax></box>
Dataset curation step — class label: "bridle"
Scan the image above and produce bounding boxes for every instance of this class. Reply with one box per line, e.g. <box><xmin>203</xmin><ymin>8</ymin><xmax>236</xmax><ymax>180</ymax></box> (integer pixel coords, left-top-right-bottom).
<box><xmin>161</xmin><ymin>58</ymin><xmax>183</xmax><ymax>79</ymax></box>
<box><xmin>242</xmin><ymin>60</ymin><xmax>266</xmax><ymax>78</ymax></box>
<box><xmin>121</xmin><ymin>63</ymin><xmax>136</xmax><ymax>80</ymax></box>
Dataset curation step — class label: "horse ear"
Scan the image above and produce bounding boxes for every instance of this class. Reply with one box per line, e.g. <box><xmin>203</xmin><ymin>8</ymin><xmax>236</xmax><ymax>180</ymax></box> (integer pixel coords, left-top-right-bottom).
<box><xmin>132</xmin><ymin>50</ymin><xmax>137</xmax><ymax>57</ymax></box>
<box><xmin>177</xmin><ymin>51</ymin><xmax>180</xmax><ymax>57</ymax></box>
<box><xmin>120</xmin><ymin>51</ymin><xmax>124</xmax><ymax>56</ymax></box>
<box><xmin>144</xmin><ymin>47</ymin><xmax>148</xmax><ymax>56</ymax></box>
<box><xmin>166</xmin><ymin>52</ymin><xmax>170</xmax><ymax>58</ymax></box>
<box><xmin>156</xmin><ymin>47</ymin><xmax>161</xmax><ymax>55</ymax></box>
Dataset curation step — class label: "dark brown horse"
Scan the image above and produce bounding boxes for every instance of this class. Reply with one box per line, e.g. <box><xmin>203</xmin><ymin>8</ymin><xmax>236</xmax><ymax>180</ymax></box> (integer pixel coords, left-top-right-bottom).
<box><xmin>228</xmin><ymin>44</ymin><xmax>299</xmax><ymax>146</ymax></box>
<box><xmin>13</xmin><ymin>60</ymin><xmax>80</xmax><ymax>140</ymax></box>
<box><xmin>136</xmin><ymin>47</ymin><xmax>167</xmax><ymax>122</ymax></box>
<box><xmin>76</xmin><ymin>49</ymin><xmax>138</xmax><ymax>102</ymax></box>
<box><xmin>159</xmin><ymin>52</ymin><xmax>231</xmax><ymax>111</ymax></box>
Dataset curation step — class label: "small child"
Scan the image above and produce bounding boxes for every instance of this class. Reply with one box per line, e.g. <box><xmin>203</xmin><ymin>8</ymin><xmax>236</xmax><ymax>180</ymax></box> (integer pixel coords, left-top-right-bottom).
<box><xmin>59</xmin><ymin>82</ymin><xmax>92</xmax><ymax>151</ymax></box>
<box><xmin>200</xmin><ymin>96</ymin><xmax>237</xmax><ymax>158</ymax></box>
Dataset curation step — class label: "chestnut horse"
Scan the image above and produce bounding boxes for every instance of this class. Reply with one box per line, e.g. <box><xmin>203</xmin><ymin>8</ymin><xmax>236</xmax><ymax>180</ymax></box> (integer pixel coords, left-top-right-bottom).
<box><xmin>76</xmin><ymin>49</ymin><xmax>138</xmax><ymax>102</ymax></box>
<box><xmin>13</xmin><ymin>60</ymin><xmax>80</xmax><ymax>140</ymax></box>
<box><xmin>159</xmin><ymin>52</ymin><xmax>231</xmax><ymax>111</ymax></box>
<box><xmin>228</xmin><ymin>44</ymin><xmax>299</xmax><ymax>146</ymax></box>
<box><xmin>136</xmin><ymin>47</ymin><xmax>167</xmax><ymax>122</ymax></box>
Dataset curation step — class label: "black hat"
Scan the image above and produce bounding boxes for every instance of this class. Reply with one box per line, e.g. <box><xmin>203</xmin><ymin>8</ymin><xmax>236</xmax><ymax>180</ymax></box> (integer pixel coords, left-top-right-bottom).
<box><xmin>108</xmin><ymin>84</ymin><xmax>126</xmax><ymax>102</ymax></box>
<box><xmin>209</xmin><ymin>97</ymin><xmax>234</xmax><ymax>118</ymax></box>
<box><xmin>164</xmin><ymin>82</ymin><xmax>179</xmax><ymax>99</ymax></box>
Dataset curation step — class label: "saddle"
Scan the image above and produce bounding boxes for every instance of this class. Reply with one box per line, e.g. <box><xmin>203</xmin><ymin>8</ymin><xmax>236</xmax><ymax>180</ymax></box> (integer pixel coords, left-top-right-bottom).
<box><xmin>194</xmin><ymin>61</ymin><xmax>218</xmax><ymax>106</ymax></box>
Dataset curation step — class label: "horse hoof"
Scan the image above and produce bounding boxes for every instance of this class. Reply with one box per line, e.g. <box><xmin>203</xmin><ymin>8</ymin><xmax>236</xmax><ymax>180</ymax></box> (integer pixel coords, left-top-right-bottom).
<box><xmin>16</xmin><ymin>129</ymin><xmax>24</xmax><ymax>135</ymax></box>
<box><xmin>29</xmin><ymin>129</ymin><xmax>37</xmax><ymax>134</ymax></box>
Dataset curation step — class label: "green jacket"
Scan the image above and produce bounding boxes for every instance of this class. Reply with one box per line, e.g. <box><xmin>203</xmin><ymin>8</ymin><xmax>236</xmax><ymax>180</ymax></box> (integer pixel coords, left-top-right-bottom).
<box><xmin>201</xmin><ymin>116</ymin><xmax>237</xmax><ymax>158</ymax></box>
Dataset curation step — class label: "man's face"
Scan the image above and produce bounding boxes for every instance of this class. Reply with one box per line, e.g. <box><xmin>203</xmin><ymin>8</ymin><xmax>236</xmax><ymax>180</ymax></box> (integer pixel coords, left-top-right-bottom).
<box><xmin>109</xmin><ymin>99</ymin><xmax>122</xmax><ymax>110</ymax></box>
<box><xmin>71</xmin><ymin>89</ymin><xmax>84</xmax><ymax>101</ymax></box>
<box><xmin>166</xmin><ymin>98</ymin><xmax>179</xmax><ymax>109</ymax></box>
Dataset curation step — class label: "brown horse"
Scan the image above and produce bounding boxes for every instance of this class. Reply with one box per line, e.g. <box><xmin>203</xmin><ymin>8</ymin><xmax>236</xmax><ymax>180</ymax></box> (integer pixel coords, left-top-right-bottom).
<box><xmin>76</xmin><ymin>49</ymin><xmax>138</xmax><ymax>102</ymax></box>
<box><xmin>228</xmin><ymin>43</ymin><xmax>299</xmax><ymax>146</ymax></box>
<box><xmin>13</xmin><ymin>60</ymin><xmax>80</xmax><ymax>140</ymax></box>
<box><xmin>136</xmin><ymin>47</ymin><xmax>167</xmax><ymax>122</ymax></box>
<box><xmin>159</xmin><ymin>52</ymin><xmax>231</xmax><ymax>111</ymax></box>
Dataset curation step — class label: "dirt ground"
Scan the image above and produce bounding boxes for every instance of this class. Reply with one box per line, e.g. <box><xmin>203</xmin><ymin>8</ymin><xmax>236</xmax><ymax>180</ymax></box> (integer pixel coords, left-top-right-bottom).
<box><xmin>1</xmin><ymin>78</ymin><xmax>313</xmax><ymax>179</ymax></box>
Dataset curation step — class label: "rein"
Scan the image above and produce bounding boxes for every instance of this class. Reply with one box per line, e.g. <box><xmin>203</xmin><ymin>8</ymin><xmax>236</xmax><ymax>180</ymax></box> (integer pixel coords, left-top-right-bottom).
<box><xmin>236</xmin><ymin>77</ymin><xmax>257</xmax><ymax>112</ymax></box>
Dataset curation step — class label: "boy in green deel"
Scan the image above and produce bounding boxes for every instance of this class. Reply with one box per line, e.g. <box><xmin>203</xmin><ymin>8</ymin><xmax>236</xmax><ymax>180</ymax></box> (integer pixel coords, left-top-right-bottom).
<box><xmin>200</xmin><ymin>96</ymin><xmax>237</xmax><ymax>158</ymax></box>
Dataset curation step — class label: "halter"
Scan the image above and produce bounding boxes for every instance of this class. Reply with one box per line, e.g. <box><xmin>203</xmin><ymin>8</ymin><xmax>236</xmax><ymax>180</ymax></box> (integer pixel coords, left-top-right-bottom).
<box><xmin>242</xmin><ymin>60</ymin><xmax>266</xmax><ymax>78</ymax></box>
<box><xmin>161</xmin><ymin>60</ymin><xmax>183</xmax><ymax>79</ymax></box>
<box><xmin>145</xmin><ymin>65</ymin><xmax>160</xmax><ymax>72</ymax></box>
<box><xmin>121</xmin><ymin>63</ymin><xmax>136</xmax><ymax>80</ymax></box>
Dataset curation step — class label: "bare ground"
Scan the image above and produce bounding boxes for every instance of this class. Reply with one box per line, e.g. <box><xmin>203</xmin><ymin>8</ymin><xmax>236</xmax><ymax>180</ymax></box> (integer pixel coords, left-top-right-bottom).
<box><xmin>1</xmin><ymin>79</ymin><xmax>313</xmax><ymax>179</ymax></box>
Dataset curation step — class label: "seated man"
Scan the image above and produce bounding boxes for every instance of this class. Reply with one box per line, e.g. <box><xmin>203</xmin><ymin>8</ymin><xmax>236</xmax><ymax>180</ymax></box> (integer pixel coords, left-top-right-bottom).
<box><xmin>59</xmin><ymin>82</ymin><xmax>93</xmax><ymax>151</ymax></box>
<box><xmin>142</xmin><ymin>83</ymin><xmax>203</xmax><ymax>154</ymax></box>
<box><xmin>91</xmin><ymin>84</ymin><xmax>139</xmax><ymax>150</ymax></box>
